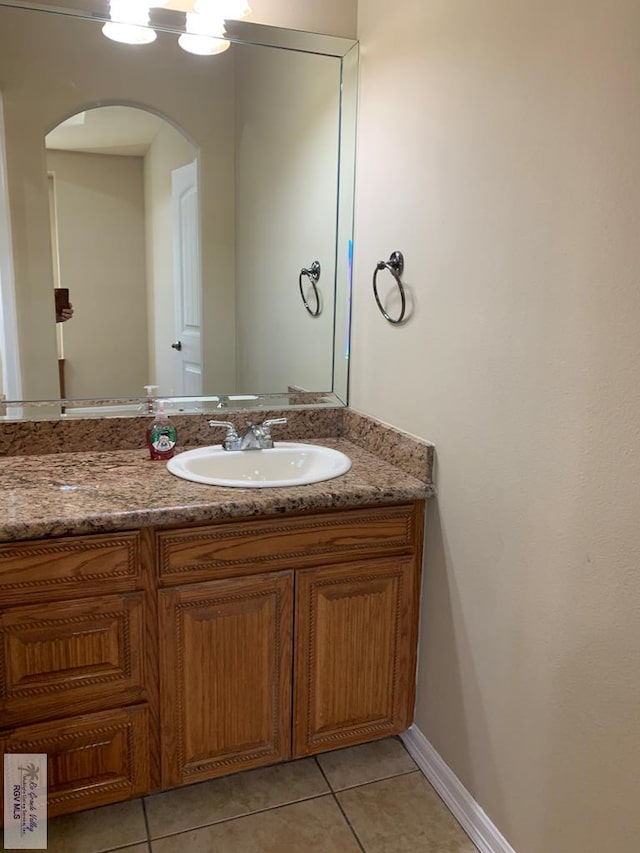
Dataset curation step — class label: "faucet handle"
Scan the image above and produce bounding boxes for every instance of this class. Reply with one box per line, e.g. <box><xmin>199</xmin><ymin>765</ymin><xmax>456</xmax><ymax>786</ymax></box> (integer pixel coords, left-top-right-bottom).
<box><xmin>262</xmin><ymin>417</ymin><xmax>287</xmax><ymax>430</ymax></box>
<box><xmin>208</xmin><ymin>420</ymin><xmax>240</xmax><ymax>450</ymax></box>
<box><xmin>261</xmin><ymin>417</ymin><xmax>287</xmax><ymax>441</ymax></box>
<box><xmin>208</xmin><ymin>420</ymin><xmax>238</xmax><ymax>436</ymax></box>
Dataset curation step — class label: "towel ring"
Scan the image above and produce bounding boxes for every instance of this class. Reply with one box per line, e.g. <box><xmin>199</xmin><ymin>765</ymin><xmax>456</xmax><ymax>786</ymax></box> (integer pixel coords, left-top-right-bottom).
<box><xmin>299</xmin><ymin>261</ymin><xmax>321</xmax><ymax>317</ymax></box>
<box><xmin>373</xmin><ymin>251</ymin><xmax>406</xmax><ymax>324</ymax></box>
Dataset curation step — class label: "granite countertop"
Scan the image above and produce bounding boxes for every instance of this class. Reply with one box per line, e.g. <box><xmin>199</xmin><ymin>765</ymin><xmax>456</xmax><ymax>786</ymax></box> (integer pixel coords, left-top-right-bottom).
<box><xmin>0</xmin><ymin>439</ymin><xmax>432</xmax><ymax>542</ymax></box>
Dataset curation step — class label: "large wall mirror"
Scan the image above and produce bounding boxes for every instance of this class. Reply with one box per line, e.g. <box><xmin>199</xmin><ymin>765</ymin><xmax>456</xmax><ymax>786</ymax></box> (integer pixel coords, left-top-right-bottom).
<box><xmin>0</xmin><ymin>0</ymin><xmax>357</xmax><ymax>416</ymax></box>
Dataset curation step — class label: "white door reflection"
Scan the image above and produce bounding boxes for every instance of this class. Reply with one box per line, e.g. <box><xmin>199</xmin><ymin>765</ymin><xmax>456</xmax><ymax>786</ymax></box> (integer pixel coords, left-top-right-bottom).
<box><xmin>172</xmin><ymin>159</ymin><xmax>202</xmax><ymax>396</ymax></box>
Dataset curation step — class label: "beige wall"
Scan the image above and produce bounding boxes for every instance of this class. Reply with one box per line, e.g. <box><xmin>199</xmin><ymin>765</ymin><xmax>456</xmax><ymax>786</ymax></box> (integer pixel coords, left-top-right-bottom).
<box><xmin>248</xmin><ymin>0</ymin><xmax>356</xmax><ymax>37</ymax></box>
<box><xmin>234</xmin><ymin>46</ymin><xmax>340</xmax><ymax>393</ymax></box>
<box><xmin>47</xmin><ymin>150</ymin><xmax>149</xmax><ymax>398</ymax></box>
<box><xmin>143</xmin><ymin>123</ymin><xmax>198</xmax><ymax>395</ymax></box>
<box><xmin>0</xmin><ymin>4</ymin><xmax>235</xmax><ymax>399</ymax></box>
<box><xmin>352</xmin><ymin>2</ymin><xmax>640</xmax><ymax>852</ymax></box>
<box><xmin>31</xmin><ymin>0</ymin><xmax>357</xmax><ymax>38</ymax></box>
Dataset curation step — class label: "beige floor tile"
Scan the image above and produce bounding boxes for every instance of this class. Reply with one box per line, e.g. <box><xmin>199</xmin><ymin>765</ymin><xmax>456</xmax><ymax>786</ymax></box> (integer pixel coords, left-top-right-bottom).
<box><xmin>317</xmin><ymin>736</ymin><xmax>417</xmax><ymax>790</ymax></box>
<box><xmin>111</xmin><ymin>847</ymin><xmax>150</xmax><ymax>853</ymax></box>
<box><xmin>145</xmin><ymin>757</ymin><xmax>329</xmax><ymax>839</ymax></box>
<box><xmin>338</xmin><ymin>771</ymin><xmax>476</xmax><ymax>853</ymax></box>
<box><xmin>1</xmin><ymin>799</ymin><xmax>148</xmax><ymax>853</ymax></box>
<box><xmin>150</xmin><ymin>795</ymin><xmax>361</xmax><ymax>853</ymax></box>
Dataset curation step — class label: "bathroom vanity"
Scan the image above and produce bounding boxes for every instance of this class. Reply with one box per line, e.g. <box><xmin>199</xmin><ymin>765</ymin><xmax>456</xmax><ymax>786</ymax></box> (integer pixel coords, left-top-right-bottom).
<box><xmin>0</xmin><ymin>429</ymin><xmax>431</xmax><ymax>819</ymax></box>
<box><xmin>0</xmin><ymin>0</ymin><xmax>430</xmax><ymax>821</ymax></box>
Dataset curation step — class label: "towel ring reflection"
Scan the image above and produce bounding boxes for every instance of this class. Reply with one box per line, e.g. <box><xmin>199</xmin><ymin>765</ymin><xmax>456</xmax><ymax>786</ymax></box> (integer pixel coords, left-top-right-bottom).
<box><xmin>373</xmin><ymin>251</ymin><xmax>406</xmax><ymax>324</ymax></box>
<box><xmin>299</xmin><ymin>261</ymin><xmax>321</xmax><ymax>317</ymax></box>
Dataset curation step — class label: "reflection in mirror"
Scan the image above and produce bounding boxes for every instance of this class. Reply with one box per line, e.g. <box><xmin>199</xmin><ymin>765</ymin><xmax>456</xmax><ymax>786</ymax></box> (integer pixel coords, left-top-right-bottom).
<box><xmin>47</xmin><ymin>106</ymin><xmax>201</xmax><ymax>399</ymax></box>
<box><xmin>0</xmin><ymin>2</ymin><xmax>357</xmax><ymax>413</ymax></box>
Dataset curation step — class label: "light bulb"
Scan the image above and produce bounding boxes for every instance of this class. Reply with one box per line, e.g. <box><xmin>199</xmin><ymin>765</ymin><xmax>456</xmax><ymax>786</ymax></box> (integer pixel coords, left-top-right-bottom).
<box><xmin>178</xmin><ymin>11</ymin><xmax>229</xmax><ymax>55</ymax></box>
<box><xmin>102</xmin><ymin>22</ymin><xmax>157</xmax><ymax>44</ymax></box>
<box><xmin>178</xmin><ymin>33</ymin><xmax>231</xmax><ymax>55</ymax></box>
<box><xmin>184</xmin><ymin>11</ymin><xmax>225</xmax><ymax>35</ymax></box>
<box><xmin>102</xmin><ymin>1</ymin><xmax>157</xmax><ymax>45</ymax></box>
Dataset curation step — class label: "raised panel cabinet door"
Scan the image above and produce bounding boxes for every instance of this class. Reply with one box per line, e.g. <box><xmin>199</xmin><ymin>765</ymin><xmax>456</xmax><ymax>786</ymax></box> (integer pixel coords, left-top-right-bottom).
<box><xmin>293</xmin><ymin>555</ymin><xmax>420</xmax><ymax>756</ymax></box>
<box><xmin>159</xmin><ymin>571</ymin><xmax>293</xmax><ymax>788</ymax></box>
<box><xmin>0</xmin><ymin>705</ymin><xmax>150</xmax><ymax>819</ymax></box>
<box><xmin>0</xmin><ymin>592</ymin><xmax>147</xmax><ymax>726</ymax></box>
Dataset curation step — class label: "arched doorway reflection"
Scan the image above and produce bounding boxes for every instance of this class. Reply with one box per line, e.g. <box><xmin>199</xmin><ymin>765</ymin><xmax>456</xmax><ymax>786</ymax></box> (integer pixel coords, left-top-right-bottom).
<box><xmin>46</xmin><ymin>105</ymin><xmax>200</xmax><ymax>399</ymax></box>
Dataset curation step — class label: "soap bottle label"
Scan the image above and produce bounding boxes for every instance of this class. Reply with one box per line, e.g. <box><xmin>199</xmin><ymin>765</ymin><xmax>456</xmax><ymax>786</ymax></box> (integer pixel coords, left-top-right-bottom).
<box><xmin>148</xmin><ymin>425</ymin><xmax>177</xmax><ymax>460</ymax></box>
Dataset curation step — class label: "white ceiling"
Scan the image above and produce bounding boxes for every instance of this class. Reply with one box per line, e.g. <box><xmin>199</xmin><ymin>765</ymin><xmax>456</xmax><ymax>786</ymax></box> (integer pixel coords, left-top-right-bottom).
<box><xmin>45</xmin><ymin>106</ymin><xmax>165</xmax><ymax>156</ymax></box>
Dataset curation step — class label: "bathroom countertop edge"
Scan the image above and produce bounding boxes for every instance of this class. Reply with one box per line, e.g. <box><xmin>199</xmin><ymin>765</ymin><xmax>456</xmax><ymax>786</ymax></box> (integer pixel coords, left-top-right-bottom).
<box><xmin>0</xmin><ymin>438</ymin><xmax>433</xmax><ymax>542</ymax></box>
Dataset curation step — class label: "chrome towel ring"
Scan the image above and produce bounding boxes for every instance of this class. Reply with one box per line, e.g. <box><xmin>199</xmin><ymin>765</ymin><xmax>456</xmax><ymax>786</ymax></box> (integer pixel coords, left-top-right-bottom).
<box><xmin>373</xmin><ymin>251</ymin><xmax>406</xmax><ymax>324</ymax></box>
<box><xmin>299</xmin><ymin>260</ymin><xmax>322</xmax><ymax>317</ymax></box>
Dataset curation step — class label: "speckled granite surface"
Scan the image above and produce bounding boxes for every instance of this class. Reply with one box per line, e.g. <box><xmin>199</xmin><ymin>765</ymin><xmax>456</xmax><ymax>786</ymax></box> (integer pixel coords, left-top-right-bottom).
<box><xmin>340</xmin><ymin>409</ymin><xmax>434</xmax><ymax>483</ymax></box>
<box><xmin>0</xmin><ymin>408</ymin><xmax>342</xmax><ymax>457</ymax></box>
<box><xmin>0</xmin><ymin>439</ymin><xmax>432</xmax><ymax>542</ymax></box>
<box><xmin>0</xmin><ymin>406</ymin><xmax>434</xmax><ymax>481</ymax></box>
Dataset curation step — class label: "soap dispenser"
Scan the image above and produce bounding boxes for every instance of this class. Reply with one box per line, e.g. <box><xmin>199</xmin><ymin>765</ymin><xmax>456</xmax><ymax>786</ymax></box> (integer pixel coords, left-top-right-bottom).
<box><xmin>146</xmin><ymin>400</ymin><xmax>177</xmax><ymax>461</ymax></box>
<box><xmin>143</xmin><ymin>384</ymin><xmax>159</xmax><ymax>415</ymax></box>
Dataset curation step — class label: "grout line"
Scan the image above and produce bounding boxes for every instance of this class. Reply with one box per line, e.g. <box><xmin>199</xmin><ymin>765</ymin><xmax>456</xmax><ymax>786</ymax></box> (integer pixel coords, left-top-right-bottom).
<box><xmin>141</xmin><ymin>796</ymin><xmax>152</xmax><ymax>842</ymax></box>
<box><xmin>148</xmin><ymin>792</ymin><xmax>331</xmax><ymax>842</ymax></box>
<box><xmin>129</xmin><ymin>751</ymin><xmax>418</xmax><ymax>847</ymax></box>
<box><xmin>97</xmin><ymin>816</ymin><xmax>152</xmax><ymax>853</ymax></box>
<box><xmin>333</xmin><ymin>767</ymin><xmax>421</xmax><ymax>793</ymax></box>
<box><xmin>314</xmin><ymin>755</ymin><xmax>336</xmax><ymax>793</ymax></box>
<box><xmin>314</xmin><ymin>757</ymin><xmax>366</xmax><ymax>853</ymax></box>
<box><xmin>331</xmin><ymin>792</ymin><xmax>367</xmax><ymax>853</ymax></box>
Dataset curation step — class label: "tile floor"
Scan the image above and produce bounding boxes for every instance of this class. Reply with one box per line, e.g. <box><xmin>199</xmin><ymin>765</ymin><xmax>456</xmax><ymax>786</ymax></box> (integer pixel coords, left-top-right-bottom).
<box><xmin>7</xmin><ymin>738</ymin><xmax>477</xmax><ymax>853</ymax></box>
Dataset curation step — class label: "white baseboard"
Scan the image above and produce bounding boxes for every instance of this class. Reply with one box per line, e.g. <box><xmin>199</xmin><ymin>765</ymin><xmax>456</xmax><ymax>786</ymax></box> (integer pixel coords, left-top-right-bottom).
<box><xmin>401</xmin><ymin>725</ymin><xmax>516</xmax><ymax>853</ymax></box>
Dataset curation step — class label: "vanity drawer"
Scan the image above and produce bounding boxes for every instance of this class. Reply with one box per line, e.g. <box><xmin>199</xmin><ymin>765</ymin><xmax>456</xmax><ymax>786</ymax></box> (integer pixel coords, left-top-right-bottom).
<box><xmin>0</xmin><ymin>592</ymin><xmax>147</xmax><ymax>725</ymax></box>
<box><xmin>157</xmin><ymin>504</ymin><xmax>420</xmax><ymax>585</ymax></box>
<box><xmin>0</xmin><ymin>704</ymin><xmax>150</xmax><ymax>819</ymax></box>
<box><xmin>0</xmin><ymin>532</ymin><xmax>143</xmax><ymax>606</ymax></box>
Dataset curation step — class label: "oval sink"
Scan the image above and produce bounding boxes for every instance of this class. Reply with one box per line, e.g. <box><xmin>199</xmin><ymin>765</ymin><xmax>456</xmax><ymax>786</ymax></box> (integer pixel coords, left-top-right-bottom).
<box><xmin>166</xmin><ymin>442</ymin><xmax>352</xmax><ymax>488</ymax></box>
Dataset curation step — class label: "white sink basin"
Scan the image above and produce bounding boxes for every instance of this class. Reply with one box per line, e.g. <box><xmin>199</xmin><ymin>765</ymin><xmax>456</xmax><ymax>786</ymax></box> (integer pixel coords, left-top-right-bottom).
<box><xmin>167</xmin><ymin>442</ymin><xmax>351</xmax><ymax>488</ymax></box>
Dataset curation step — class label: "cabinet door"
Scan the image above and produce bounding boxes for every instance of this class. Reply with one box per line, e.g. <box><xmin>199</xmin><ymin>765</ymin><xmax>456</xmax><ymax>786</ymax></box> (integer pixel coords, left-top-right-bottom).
<box><xmin>0</xmin><ymin>705</ymin><xmax>150</xmax><ymax>819</ymax></box>
<box><xmin>0</xmin><ymin>592</ymin><xmax>147</xmax><ymax>726</ymax></box>
<box><xmin>159</xmin><ymin>571</ymin><xmax>293</xmax><ymax>787</ymax></box>
<box><xmin>293</xmin><ymin>556</ymin><xmax>419</xmax><ymax>756</ymax></box>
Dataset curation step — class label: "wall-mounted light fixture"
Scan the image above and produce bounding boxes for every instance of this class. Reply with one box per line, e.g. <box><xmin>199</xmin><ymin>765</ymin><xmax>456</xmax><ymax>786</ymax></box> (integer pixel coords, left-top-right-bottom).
<box><xmin>102</xmin><ymin>1</ymin><xmax>159</xmax><ymax>45</ymax></box>
<box><xmin>101</xmin><ymin>0</ymin><xmax>252</xmax><ymax>55</ymax></box>
<box><xmin>179</xmin><ymin>10</ymin><xmax>229</xmax><ymax>56</ymax></box>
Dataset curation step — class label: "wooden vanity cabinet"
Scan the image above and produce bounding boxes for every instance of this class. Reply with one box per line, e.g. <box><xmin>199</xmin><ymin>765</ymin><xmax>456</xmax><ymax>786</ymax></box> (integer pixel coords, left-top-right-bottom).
<box><xmin>157</xmin><ymin>503</ymin><xmax>424</xmax><ymax>785</ymax></box>
<box><xmin>159</xmin><ymin>571</ymin><xmax>294</xmax><ymax>787</ymax></box>
<box><xmin>0</xmin><ymin>501</ymin><xmax>424</xmax><ymax>816</ymax></box>
<box><xmin>293</xmin><ymin>554</ymin><xmax>419</xmax><ymax>756</ymax></box>
<box><xmin>0</xmin><ymin>532</ymin><xmax>155</xmax><ymax>818</ymax></box>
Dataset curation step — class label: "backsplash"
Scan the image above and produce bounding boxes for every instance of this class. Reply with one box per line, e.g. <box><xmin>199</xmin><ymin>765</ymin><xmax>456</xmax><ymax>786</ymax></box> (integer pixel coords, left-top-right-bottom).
<box><xmin>0</xmin><ymin>407</ymin><xmax>434</xmax><ymax>485</ymax></box>
<box><xmin>0</xmin><ymin>409</ymin><xmax>341</xmax><ymax>456</ymax></box>
<box><xmin>340</xmin><ymin>409</ymin><xmax>434</xmax><ymax>484</ymax></box>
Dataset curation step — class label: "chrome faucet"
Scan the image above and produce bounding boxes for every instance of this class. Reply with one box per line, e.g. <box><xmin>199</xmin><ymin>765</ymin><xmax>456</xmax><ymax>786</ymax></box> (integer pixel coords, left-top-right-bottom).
<box><xmin>208</xmin><ymin>417</ymin><xmax>287</xmax><ymax>451</ymax></box>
